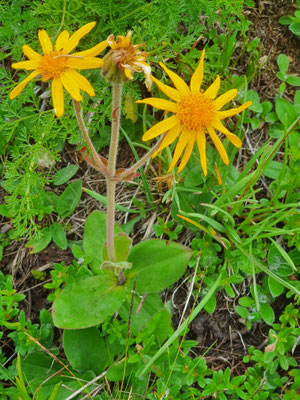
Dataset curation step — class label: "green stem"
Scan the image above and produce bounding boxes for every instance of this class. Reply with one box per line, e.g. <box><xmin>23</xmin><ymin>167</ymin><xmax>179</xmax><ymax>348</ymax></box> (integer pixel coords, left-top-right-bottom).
<box><xmin>73</xmin><ymin>100</ymin><xmax>107</xmax><ymax>175</ymax></box>
<box><xmin>106</xmin><ymin>83</ymin><xmax>123</xmax><ymax>261</ymax></box>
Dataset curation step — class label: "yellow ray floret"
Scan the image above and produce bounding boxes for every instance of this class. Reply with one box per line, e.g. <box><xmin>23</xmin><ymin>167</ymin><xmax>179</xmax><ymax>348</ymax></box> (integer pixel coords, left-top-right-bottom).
<box><xmin>137</xmin><ymin>49</ymin><xmax>252</xmax><ymax>175</ymax></box>
<box><xmin>9</xmin><ymin>22</ymin><xmax>108</xmax><ymax>117</ymax></box>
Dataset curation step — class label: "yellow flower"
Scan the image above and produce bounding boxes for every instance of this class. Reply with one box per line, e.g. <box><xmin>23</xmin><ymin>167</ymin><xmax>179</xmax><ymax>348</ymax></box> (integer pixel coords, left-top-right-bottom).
<box><xmin>102</xmin><ymin>31</ymin><xmax>151</xmax><ymax>89</ymax></box>
<box><xmin>9</xmin><ymin>22</ymin><xmax>107</xmax><ymax>117</ymax></box>
<box><xmin>137</xmin><ymin>50</ymin><xmax>252</xmax><ymax>175</ymax></box>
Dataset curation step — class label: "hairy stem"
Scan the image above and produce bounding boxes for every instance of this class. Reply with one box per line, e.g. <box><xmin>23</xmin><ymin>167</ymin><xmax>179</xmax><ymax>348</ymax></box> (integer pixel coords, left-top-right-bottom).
<box><xmin>73</xmin><ymin>100</ymin><xmax>107</xmax><ymax>175</ymax></box>
<box><xmin>106</xmin><ymin>83</ymin><xmax>123</xmax><ymax>261</ymax></box>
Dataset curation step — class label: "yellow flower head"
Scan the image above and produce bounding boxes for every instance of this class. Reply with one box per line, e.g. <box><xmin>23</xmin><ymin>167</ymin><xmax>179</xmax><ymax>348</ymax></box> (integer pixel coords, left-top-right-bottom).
<box><xmin>102</xmin><ymin>31</ymin><xmax>152</xmax><ymax>90</ymax></box>
<box><xmin>9</xmin><ymin>22</ymin><xmax>108</xmax><ymax>117</ymax></box>
<box><xmin>137</xmin><ymin>50</ymin><xmax>252</xmax><ymax>175</ymax></box>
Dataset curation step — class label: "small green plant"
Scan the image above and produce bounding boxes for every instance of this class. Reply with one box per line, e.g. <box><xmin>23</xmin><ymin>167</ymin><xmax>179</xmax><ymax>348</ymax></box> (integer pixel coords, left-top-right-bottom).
<box><xmin>153</xmin><ymin>217</ymin><xmax>183</xmax><ymax>240</ymax></box>
<box><xmin>279</xmin><ymin>0</ymin><xmax>300</xmax><ymax>39</ymax></box>
<box><xmin>0</xmin><ymin>273</ymin><xmax>25</xmax><ymax>327</ymax></box>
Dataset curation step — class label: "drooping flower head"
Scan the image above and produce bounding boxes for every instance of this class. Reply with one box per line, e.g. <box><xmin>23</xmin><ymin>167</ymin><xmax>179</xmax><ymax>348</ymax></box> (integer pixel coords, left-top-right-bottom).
<box><xmin>9</xmin><ymin>22</ymin><xmax>108</xmax><ymax>117</ymax></box>
<box><xmin>102</xmin><ymin>31</ymin><xmax>152</xmax><ymax>90</ymax></box>
<box><xmin>137</xmin><ymin>50</ymin><xmax>252</xmax><ymax>175</ymax></box>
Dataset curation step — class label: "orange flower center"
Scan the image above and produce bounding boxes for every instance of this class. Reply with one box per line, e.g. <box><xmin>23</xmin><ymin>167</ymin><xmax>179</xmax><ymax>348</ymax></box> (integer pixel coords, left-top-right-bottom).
<box><xmin>177</xmin><ymin>93</ymin><xmax>216</xmax><ymax>131</ymax></box>
<box><xmin>39</xmin><ymin>51</ymin><xmax>67</xmax><ymax>79</ymax></box>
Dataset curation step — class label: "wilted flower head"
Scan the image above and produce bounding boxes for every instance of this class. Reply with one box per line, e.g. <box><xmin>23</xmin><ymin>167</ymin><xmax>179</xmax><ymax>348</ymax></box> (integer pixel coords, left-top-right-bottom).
<box><xmin>102</xmin><ymin>31</ymin><xmax>152</xmax><ymax>90</ymax></box>
<box><xmin>9</xmin><ymin>22</ymin><xmax>107</xmax><ymax>117</ymax></box>
<box><xmin>137</xmin><ymin>50</ymin><xmax>252</xmax><ymax>175</ymax></box>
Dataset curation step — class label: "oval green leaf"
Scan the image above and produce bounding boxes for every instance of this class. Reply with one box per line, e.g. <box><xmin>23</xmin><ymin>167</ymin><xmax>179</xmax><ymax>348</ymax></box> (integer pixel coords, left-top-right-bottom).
<box><xmin>26</xmin><ymin>228</ymin><xmax>52</xmax><ymax>254</ymax></box>
<box><xmin>63</xmin><ymin>327</ymin><xmax>107</xmax><ymax>374</ymax></box>
<box><xmin>50</xmin><ymin>222</ymin><xmax>67</xmax><ymax>250</ymax></box>
<box><xmin>53</xmin><ymin>272</ymin><xmax>127</xmax><ymax>329</ymax></box>
<box><xmin>125</xmin><ymin>239</ymin><xmax>192</xmax><ymax>293</ymax></box>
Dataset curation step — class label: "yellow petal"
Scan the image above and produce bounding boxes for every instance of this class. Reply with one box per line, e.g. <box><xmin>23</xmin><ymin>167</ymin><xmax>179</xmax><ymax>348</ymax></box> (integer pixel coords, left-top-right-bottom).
<box><xmin>196</xmin><ymin>130</ymin><xmax>207</xmax><ymax>176</ymax></box>
<box><xmin>65</xmin><ymin>56</ymin><xmax>104</xmax><ymax>69</ymax></box>
<box><xmin>178</xmin><ymin>131</ymin><xmax>195</xmax><ymax>172</ymax></box>
<box><xmin>63</xmin><ymin>22</ymin><xmax>96</xmax><ymax>54</ymax></box>
<box><xmin>65</xmin><ymin>69</ymin><xmax>95</xmax><ymax>97</ymax></box>
<box><xmin>205</xmin><ymin>76</ymin><xmax>220</xmax><ymax>99</ymax></box>
<box><xmin>216</xmin><ymin>101</ymin><xmax>252</xmax><ymax>119</ymax></box>
<box><xmin>207</xmin><ymin>126</ymin><xmax>229</xmax><ymax>165</ymax></box>
<box><xmin>52</xmin><ymin>77</ymin><xmax>64</xmax><ymax>117</ymax></box>
<box><xmin>151</xmin><ymin>75</ymin><xmax>181</xmax><ymax>102</ymax></box>
<box><xmin>41</xmin><ymin>74</ymin><xmax>51</xmax><ymax>82</ymax></box>
<box><xmin>9</xmin><ymin>69</ymin><xmax>40</xmax><ymax>99</ymax></box>
<box><xmin>214</xmin><ymin>163</ymin><xmax>223</xmax><ymax>185</ymax></box>
<box><xmin>38</xmin><ymin>30</ymin><xmax>53</xmax><ymax>55</ymax></box>
<box><xmin>137</xmin><ymin>98</ymin><xmax>178</xmax><ymax>113</ymax></box>
<box><xmin>213</xmin><ymin>119</ymin><xmax>242</xmax><ymax>148</ymax></box>
<box><xmin>124</xmin><ymin>31</ymin><xmax>132</xmax><ymax>47</ymax></box>
<box><xmin>11</xmin><ymin>60</ymin><xmax>39</xmax><ymax>70</ymax></box>
<box><xmin>160</xmin><ymin>62</ymin><xmax>190</xmax><ymax>96</ymax></box>
<box><xmin>214</xmin><ymin>89</ymin><xmax>237</xmax><ymax>110</ymax></box>
<box><xmin>124</xmin><ymin>68</ymin><xmax>133</xmax><ymax>80</ymax></box>
<box><xmin>55</xmin><ymin>30</ymin><xmax>70</xmax><ymax>51</ymax></box>
<box><xmin>22</xmin><ymin>45</ymin><xmax>41</xmax><ymax>61</ymax></box>
<box><xmin>190</xmin><ymin>49</ymin><xmax>205</xmax><ymax>94</ymax></box>
<box><xmin>60</xmin><ymin>71</ymin><xmax>82</xmax><ymax>101</ymax></box>
<box><xmin>74</xmin><ymin>40</ymin><xmax>108</xmax><ymax>57</ymax></box>
<box><xmin>142</xmin><ymin>115</ymin><xmax>179</xmax><ymax>141</ymax></box>
<box><xmin>168</xmin><ymin>127</ymin><xmax>190</xmax><ymax>171</ymax></box>
<box><xmin>152</xmin><ymin>124</ymin><xmax>183</xmax><ymax>158</ymax></box>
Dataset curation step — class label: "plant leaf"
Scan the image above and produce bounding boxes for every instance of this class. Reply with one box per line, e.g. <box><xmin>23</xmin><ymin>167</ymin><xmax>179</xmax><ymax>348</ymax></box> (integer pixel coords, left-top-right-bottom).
<box><xmin>277</xmin><ymin>54</ymin><xmax>289</xmax><ymax>75</ymax></box>
<box><xmin>63</xmin><ymin>328</ymin><xmax>107</xmax><ymax>374</ymax></box>
<box><xmin>50</xmin><ymin>223</ymin><xmax>67</xmax><ymax>250</ymax></box>
<box><xmin>83</xmin><ymin>211</ymin><xmax>123</xmax><ymax>274</ymax></box>
<box><xmin>26</xmin><ymin>228</ymin><xmax>51</xmax><ymax>254</ymax></box>
<box><xmin>52</xmin><ymin>165</ymin><xmax>79</xmax><ymax>186</ymax></box>
<box><xmin>275</xmin><ymin>97</ymin><xmax>297</xmax><ymax>127</ymax></box>
<box><xmin>125</xmin><ymin>239</ymin><xmax>191</xmax><ymax>293</ymax></box>
<box><xmin>53</xmin><ymin>272</ymin><xmax>128</xmax><ymax>329</ymax></box>
<box><xmin>56</xmin><ymin>180</ymin><xmax>82</xmax><ymax>218</ymax></box>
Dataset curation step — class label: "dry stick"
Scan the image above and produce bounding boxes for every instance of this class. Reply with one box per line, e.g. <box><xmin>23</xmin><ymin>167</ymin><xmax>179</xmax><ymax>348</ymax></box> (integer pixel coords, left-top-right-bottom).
<box><xmin>64</xmin><ymin>371</ymin><xmax>107</xmax><ymax>400</ymax></box>
<box><xmin>73</xmin><ymin>100</ymin><xmax>107</xmax><ymax>176</ymax></box>
<box><xmin>106</xmin><ymin>83</ymin><xmax>123</xmax><ymax>262</ymax></box>
<box><xmin>33</xmin><ymin>366</ymin><xmax>66</xmax><ymax>399</ymax></box>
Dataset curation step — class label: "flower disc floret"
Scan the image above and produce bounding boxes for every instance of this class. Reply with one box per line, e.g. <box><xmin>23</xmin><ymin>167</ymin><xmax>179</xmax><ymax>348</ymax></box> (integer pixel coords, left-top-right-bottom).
<box><xmin>177</xmin><ymin>93</ymin><xmax>216</xmax><ymax>131</ymax></box>
<box><xmin>38</xmin><ymin>52</ymin><xmax>67</xmax><ymax>79</ymax></box>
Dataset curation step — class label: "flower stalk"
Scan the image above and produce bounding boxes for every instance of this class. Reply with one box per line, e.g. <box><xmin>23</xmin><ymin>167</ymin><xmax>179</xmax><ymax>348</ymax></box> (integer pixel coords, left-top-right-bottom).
<box><xmin>73</xmin><ymin>100</ymin><xmax>107</xmax><ymax>175</ymax></box>
<box><xmin>106</xmin><ymin>83</ymin><xmax>123</xmax><ymax>261</ymax></box>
